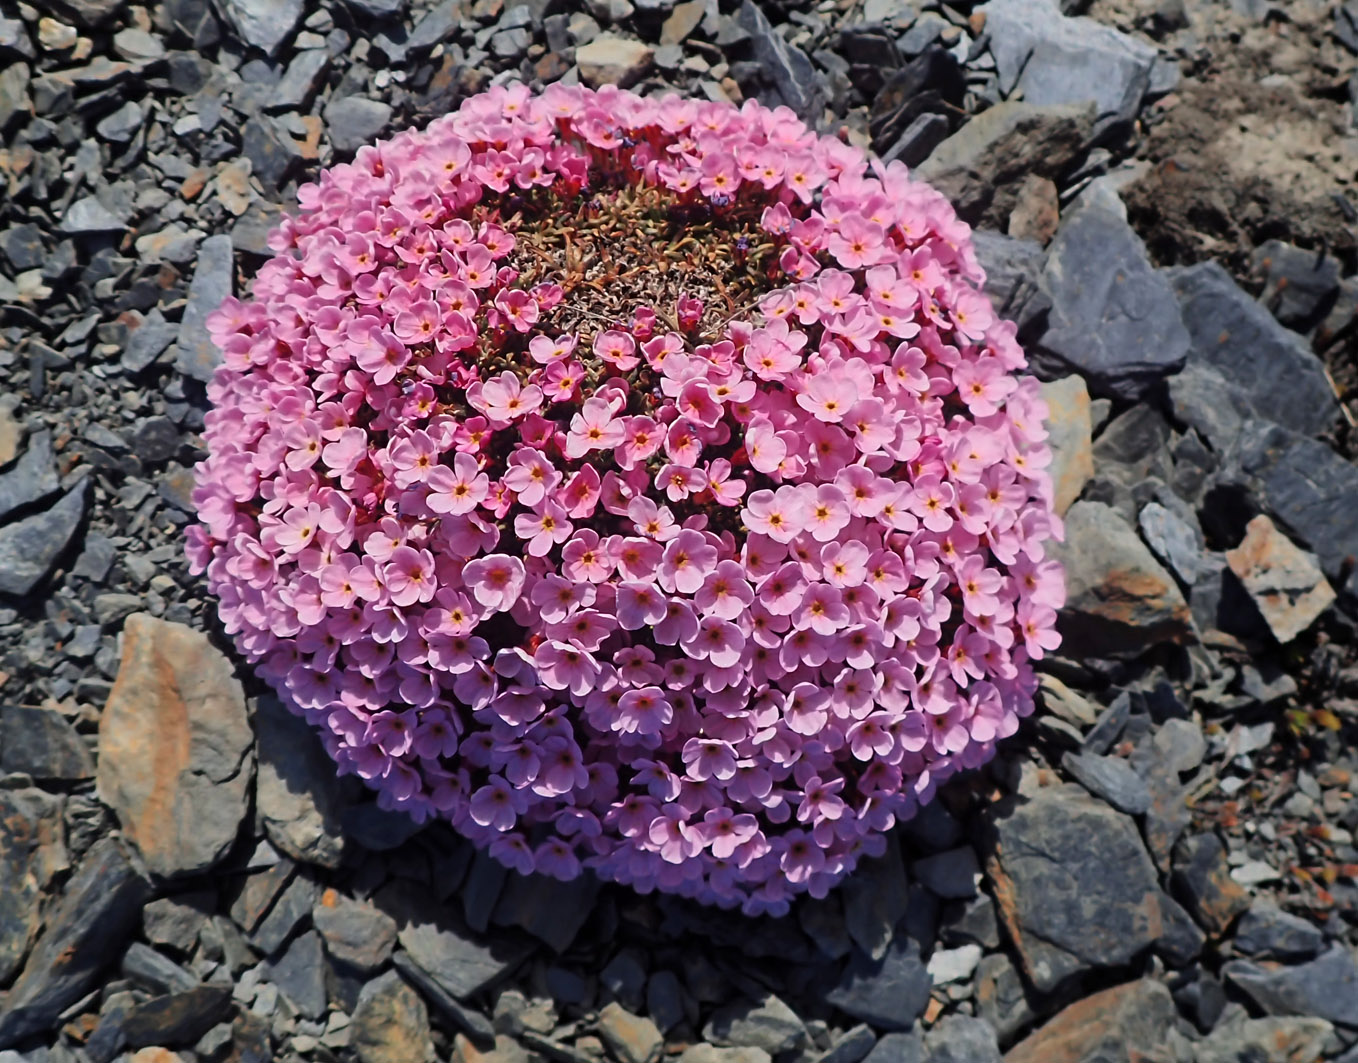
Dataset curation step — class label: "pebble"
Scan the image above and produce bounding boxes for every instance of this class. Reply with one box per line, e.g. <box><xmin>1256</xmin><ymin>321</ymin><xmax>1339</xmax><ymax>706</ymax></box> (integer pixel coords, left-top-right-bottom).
<box><xmin>324</xmin><ymin>96</ymin><xmax>393</xmax><ymax>153</ymax></box>
<box><xmin>1061</xmin><ymin>751</ymin><xmax>1151</xmax><ymax>814</ymax></box>
<box><xmin>1225</xmin><ymin>514</ymin><xmax>1335</xmax><ymax>644</ymax></box>
<box><xmin>0</xmin><ymin>480</ymin><xmax>91</xmax><ymax>597</ymax></box>
<box><xmin>313</xmin><ymin>889</ymin><xmax>398</xmax><ymax>973</ymax></box>
<box><xmin>351</xmin><ymin>970</ymin><xmax>436</xmax><ymax>1063</ymax></box>
<box><xmin>1234</xmin><ymin>904</ymin><xmax>1325</xmax><ymax>961</ymax></box>
<box><xmin>597</xmin><ymin>1003</ymin><xmax>663</xmax><ymax>1063</ymax></box>
<box><xmin>175</xmin><ymin>234</ymin><xmax>234</xmax><ymax>382</ymax></box>
<box><xmin>926</xmin><ymin>944</ymin><xmax>982</xmax><ymax>985</ymax></box>
<box><xmin>702</xmin><ymin>995</ymin><xmax>805</xmax><ymax>1054</ymax></box>
<box><xmin>824</xmin><ymin>936</ymin><xmax>931</xmax><ymax>1032</ymax></box>
<box><xmin>576</xmin><ymin>35</ymin><xmax>655</xmax><ymax>88</ymax></box>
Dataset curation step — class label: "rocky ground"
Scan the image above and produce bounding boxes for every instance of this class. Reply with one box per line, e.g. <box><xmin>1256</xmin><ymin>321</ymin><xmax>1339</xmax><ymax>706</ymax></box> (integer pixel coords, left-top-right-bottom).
<box><xmin>3</xmin><ymin>0</ymin><xmax>1358</xmax><ymax>1059</ymax></box>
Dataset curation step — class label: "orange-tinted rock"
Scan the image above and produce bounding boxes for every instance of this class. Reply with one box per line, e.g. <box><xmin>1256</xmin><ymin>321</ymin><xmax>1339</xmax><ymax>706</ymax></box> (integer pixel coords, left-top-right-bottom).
<box><xmin>97</xmin><ymin>614</ymin><xmax>253</xmax><ymax>878</ymax></box>
<box><xmin>1004</xmin><ymin>980</ymin><xmax>1174</xmax><ymax>1063</ymax></box>
<box><xmin>1226</xmin><ymin>514</ymin><xmax>1335</xmax><ymax>643</ymax></box>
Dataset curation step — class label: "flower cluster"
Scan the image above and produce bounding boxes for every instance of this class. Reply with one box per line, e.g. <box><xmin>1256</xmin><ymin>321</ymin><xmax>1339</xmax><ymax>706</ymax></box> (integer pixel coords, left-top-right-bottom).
<box><xmin>188</xmin><ymin>83</ymin><xmax>1064</xmax><ymax>916</ymax></box>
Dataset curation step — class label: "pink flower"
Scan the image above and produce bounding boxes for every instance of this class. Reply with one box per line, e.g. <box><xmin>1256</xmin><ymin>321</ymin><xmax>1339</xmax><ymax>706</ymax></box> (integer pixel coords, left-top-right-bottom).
<box><xmin>426</xmin><ymin>453</ymin><xmax>489</xmax><ymax>514</ymax></box>
<box><xmin>469</xmin><ymin>371</ymin><xmax>543</xmax><ymax>426</ymax></box>
<box><xmin>514</xmin><ymin>500</ymin><xmax>573</xmax><ymax>557</ymax></box>
<box><xmin>593</xmin><ymin>330</ymin><xmax>640</xmax><ymax>370</ymax></box>
<box><xmin>462</xmin><ymin>553</ymin><xmax>526</xmax><ymax>612</ymax></box>
<box><xmin>565</xmin><ymin>397</ymin><xmax>625</xmax><ymax>458</ymax></box>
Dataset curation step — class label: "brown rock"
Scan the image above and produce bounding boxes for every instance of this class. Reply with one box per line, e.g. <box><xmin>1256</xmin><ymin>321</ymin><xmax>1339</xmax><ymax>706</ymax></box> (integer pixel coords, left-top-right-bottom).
<box><xmin>0</xmin><ymin>403</ymin><xmax>20</xmax><ymax>466</ymax></box>
<box><xmin>661</xmin><ymin>0</ymin><xmax>705</xmax><ymax>44</ymax></box>
<box><xmin>352</xmin><ymin>970</ymin><xmax>435</xmax><ymax>1063</ymax></box>
<box><xmin>576</xmin><ymin>36</ymin><xmax>653</xmax><ymax>89</ymax></box>
<box><xmin>1038</xmin><ymin>376</ymin><xmax>1093</xmax><ymax>517</ymax></box>
<box><xmin>132</xmin><ymin>1050</ymin><xmax>185</xmax><ymax>1063</ymax></box>
<box><xmin>1004</xmin><ymin>980</ymin><xmax>1175</xmax><ymax>1063</ymax></box>
<box><xmin>97</xmin><ymin>614</ymin><xmax>253</xmax><ymax>878</ymax></box>
<box><xmin>1225</xmin><ymin>514</ymin><xmax>1335</xmax><ymax>643</ymax></box>
<box><xmin>1172</xmin><ymin>833</ymin><xmax>1249</xmax><ymax>937</ymax></box>
<box><xmin>598</xmin><ymin>1003</ymin><xmax>663</xmax><ymax>1063</ymax></box>
<box><xmin>1007</xmin><ymin>174</ymin><xmax>1059</xmax><ymax>245</ymax></box>
<box><xmin>0</xmin><ymin>788</ymin><xmax>67</xmax><ymax>983</ymax></box>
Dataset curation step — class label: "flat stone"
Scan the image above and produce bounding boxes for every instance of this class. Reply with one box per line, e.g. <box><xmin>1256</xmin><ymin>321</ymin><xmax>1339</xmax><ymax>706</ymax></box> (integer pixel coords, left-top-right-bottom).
<box><xmin>241</xmin><ymin>116</ymin><xmax>302</xmax><ymax>191</ymax></box>
<box><xmin>924</xmin><ymin>1016</ymin><xmax>999</xmax><ymax>1063</ymax></box>
<box><xmin>1222</xmin><ymin>946</ymin><xmax>1358</xmax><ymax>1027</ymax></box>
<box><xmin>0</xmin><ymin>788</ymin><xmax>66</xmax><ymax>985</ymax></box>
<box><xmin>597</xmin><ymin>1003</ymin><xmax>663</xmax><ymax>1063</ymax></box>
<box><xmin>1004</xmin><ymin>979</ymin><xmax>1175</xmax><ymax>1063</ymax></box>
<box><xmin>216</xmin><ymin>0</ymin><xmax>303</xmax><ymax>55</ymax></box>
<box><xmin>972</xmin><ymin>229</ymin><xmax>1052</xmax><ymax>339</ymax></box>
<box><xmin>680</xmin><ymin>1048</ymin><xmax>773</xmax><ymax>1063</ymax></box>
<box><xmin>96</xmin><ymin>99</ymin><xmax>143</xmax><ymax>141</ymax></box>
<box><xmin>112</xmin><ymin>26</ymin><xmax>165</xmax><ymax>58</ymax></box>
<box><xmin>1253</xmin><ymin>239</ymin><xmax>1341</xmax><ymax>330</ymax></box>
<box><xmin>860</xmin><ymin>1032</ymin><xmax>924</xmax><ymax>1063</ymax></box>
<box><xmin>122</xmin><ymin>986</ymin><xmax>233</xmax><ymax>1047</ymax></box>
<box><xmin>249</xmin><ymin>869</ymin><xmax>319</xmax><ymax>954</ymax></box>
<box><xmin>121</xmin><ymin>940</ymin><xmax>198</xmax><ymax>993</ymax></box>
<box><xmin>814</xmin><ymin>1025</ymin><xmax>876</xmax><ymax>1063</ymax></box>
<box><xmin>660</xmin><ymin>0</ymin><xmax>704</xmax><ymax>43</ymax></box>
<box><xmin>175</xmin><ymin>234</ymin><xmax>234</xmax><ymax>382</ymax></box>
<box><xmin>926</xmin><ymin>944</ymin><xmax>982</xmax><ymax>986</ymax></box>
<box><xmin>1138</xmin><ymin>501</ymin><xmax>1201</xmax><ymax>587</ymax></box>
<box><xmin>1167</xmin><ymin>261</ymin><xmax>1338</xmax><ymax>436</ymax></box>
<box><xmin>912</xmin><ymin>847</ymin><xmax>980</xmax><ymax>899</ymax></box>
<box><xmin>261</xmin><ymin>929</ymin><xmax>327</xmax><ymax>1019</ymax></box>
<box><xmin>1224</xmin><ymin>422</ymin><xmax>1358</xmax><ymax>599</ymax></box>
<box><xmin>1060</xmin><ymin>751</ymin><xmax>1150</xmax><ymax>814</ymax></box>
<box><xmin>703</xmin><ymin>994</ymin><xmax>806</xmax><ymax>1054</ymax></box>
<box><xmin>1047</xmin><ymin>501</ymin><xmax>1192</xmax><ymax>659</ymax></box>
<box><xmin>575</xmin><ymin>34</ymin><xmax>653</xmax><ymax>89</ymax></box>
<box><xmin>2</xmin><ymin>224</ymin><xmax>45</xmax><ymax>271</ymax></box>
<box><xmin>983</xmin><ymin>0</ymin><xmax>1156</xmax><ymax>125</ymax></box>
<box><xmin>976</xmin><ymin>953</ymin><xmax>1034</xmax><ymax>1043</ymax></box>
<box><xmin>1196</xmin><ymin>1015</ymin><xmax>1331</xmax><ymax>1063</ymax></box>
<box><xmin>60</xmin><ymin>196</ymin><xmax>127</xmax><ymax>233</ymax></box>
<box><xmin>736</xmin><ymin>0</ymin><xmax>825</xmax><ymax>120</ymax></box>
<box><xmin>0</xmin><ymin>428</ymin><xmax>59</xmax><ymax>522</ymax></box>
<box><xmin>916</xmin><ymin>101</ymin><xmax>1092</xmax><ymax>227</ymax></box>
<box><xmin>324</xmin><ymin>95</ymin><xmax>393</xmax><ymax>153</ymax></box>
<box><xmin>1035</xmin><ymin>203</ymin><xmax>1191</xmax><ymax>400</ymax></box>
<box><xmin>824</xmin><ymin>935</ymin><xmax>931</xmax><ymax>1031</ymax></box>
<box><xmin>491</xmin><ymin>868</ymin><xmax>599</xmax><ymax>953</ymax></box>
<box><xmin>0</xmin><ymin>480</ymin><xmax>91</xmax><ymax>597</ymax></box>
<box><xmin>0</xmin><ymin>837</ymin><xmax>150</xmax><ymax>1049</ymax></box>
<box><xmin>392</xmin><ymin>950</ymin><xmax>499</xmax><ymax>1046</ymax></box>
<box><xmin>122</xmin><ymin>308</ymin><xmax>178</xmax><ymax>374</ymax></box>
<box><xmin>983</xmin><ymin>785</ymin><xmax>1173</xmax><ymax>993</ymax></box>
<box><xmin>378</xmin><ymin>879</ymin><xmax>535</xmax><ymax>1000</ymax></box>
<box><xmin>313</xmin><ymin>888</ymin><xmax>398</xmax><ymax>972</ymax></box>
<box><xmin>1170</xmin><ymin>833</ymin><xmax>1248</xmax><ymax>937</ymax></box>
<box><xmin>97</xmin><ymin>614</ymin><xmax>253</xmax><ymax>878</ymax></box>
<box><xmin>0</xmin><ymin>705</ymin><xmax>93</xmax><ymax>781</ymax></box>
<box><xmin>1225</xmin><ymin>514</ymin><xmax>1334</xmax><ymax>644</ymax></box>
<box><xmin>1039</xmin><ymin>376</ymin><xmax>1093</xmax><ymax>516</ymax></box>
<box><xmin>272</xmin><ymin>47</ymin><xmax>328</xmax><ymax>110</ymax></box>
<box><xmin>143</xmin><ymin>893</ymin><xmax>214</xmax><ymax>954</ymax></box>
<box><xmin>840</xmin><ymin>833</ymin><xmax>908</xmax><ymax>961</ymax></box>
<box><xmin>352</xmin><ymin>970</ymin><xmax>435</xmax><ymax>1063</ymax></box>
<box><xmin>1234</xmin><ymin>904</ymin><xmax>1325</xmax><ymax>962</ymax></box>
<box><xmin>254</xmin><ymin>695</ymin><xmax>344</xmax><ymax>869</ymax></box>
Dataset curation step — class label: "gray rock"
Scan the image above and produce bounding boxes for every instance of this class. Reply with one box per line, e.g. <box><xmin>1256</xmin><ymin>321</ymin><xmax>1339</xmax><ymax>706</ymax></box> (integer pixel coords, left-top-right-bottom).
<box><xmin>121</xmin><ymin>308</ymin><xmax>178</xmax><ymax>373</ymax></box>
<box><xmin>379</xmin><ymin>879</ymin><xmax>535</xmax><ymax>1000</ymax></box>
<box><xmin>1222</xmin><ymin>946</ymin><xmax>1358</xmax><ymax>1027</ymax></box>
<box><xmin>1224</xmin><ymin>422</ymin><xmax>1358</xmax><ymax>598</ymax></box>
<box><xmin>924</xmin><ymin>1016</ymin><xmax>1001</xmax><ymax>1063</ymax></box>
<box><xmin>0</xmin><ymin>788</ymin><xmax>65</xmax><ymax>986</ymax></box>
<box><xmin>737</xmin><ymin>0</ymin><xmax>826</xmax><ymax>120</ymax></box>
<box><xmin>1234</xmin><ymin>904</ymin><xmax>1325</xmax><ymax>962</ymax></box>
<box><xmin>241</xmin><ymin>115</ymin><xmax>303</xmax><ymax>191</ymax></box>
<box><xmin>491</xmin><ymin>868</ymin><xmax>599</xmax><ymax>953</ymax></box>
<box><xmin>60</xmin><ymin>196</ymin><xmax>127</xmax><ymax>234</ymax></box>
<box><xmin>1036</xmin><ymin>203</ymin><xmax>1191</xmax><ymax>400</ymax></box>
<box><xmin>325</xmin><ymin>96</ymin><xmax>393</xmax><ymax>153</ymax></box>
<box><xmin>95</xmin><ymin>99</ymin><xmax>143</xmax><ymax>141</ymax></box>
<box><xmin>262</xmin><ymin>929</ymin><xmax>327</xmax><ymax>1019</ymax></box>
<box><xmin>254</xmin><ymin>695</ymin><xmax>345</xmax><ymax>869</ymax></box>
<box><xmin>860</xmin><ymin>1031</ymin><xmax>925</xmax><ymax>1063</ymax></box>
<box><xmin>1170</xmin><ymin>833</ymin><xmax>1249</xmax><ymax>937</ymax></box>
<box><xmin>1195</xmin><ymin>1015</ymin><xmax>1331</xmax><ymax>1063</ymax></box>
<box><xmin>314</xmin><ymin>890</ymin><xmax>398</xmax><ymax>973</ymax></box>
<box><xmin>112</xmin><ymin>26</ymin><xmax>165</xmax><ymax>58</ymax></box>
<box><xmin>912</xmin><ymin>847</ymin><xmax>980</xmax><ymax>899</ymax></box>
<box><xmin>0</xmin><ymin>705</ymin><xmax>93</xmax><ymax>781</ymax></box>
<box><xmin>143</xmin><ymin>892</ymin><xmax>214</xmax><ymax>954</ymax></box>
<box><xmin>122</xmin><ymin>985</ymin><xmax>233</xmax><ymax>1047</ymax></box>
<box><xmin>1139</xmin><ymin>501</ymin><xmax>1201</xmax><ymax>587</ymax></box>
<box><xmin>824</xmin><ymin>936</ymin><xmax>931</xmax><ymax>1031</ymax></box>
<box><xmin>0</xmin><ymin>429</ymin><xmax>59</xmax><ymax>522</ymax></box>
<box><xmin>1225</xmin><ymin>514</ymin><xmax>1334</xmax><ymax>644</ymax></box>
<box><xmin>972</xmin><ymin>228</ymin><xmax>1052</xmax><ymax>339</ymax></box>
<box><xmin>250</xmin><ymin>871</ymin><xmax>319</xmax><ymax>954</ymax></box>
<box><xmin>974</xmin><ymin>952</ymin><xmax>1033</xmax><ymax>1043</ymax></box>
<box><xmin>983</xmin><ymin>785</ymin><xmax>1175</xmax><ymax>992</ymax></box>
<box><xmin>176</xmin><ymin>234</ymin><xmax>233</xmax><ymax>382</ymax></box>
<box><xmin>983</xmin><ymin>0</ymin><xmax>1156</xmax><ymax>126</ymax></box>
<box><xmin>1046</xmin><ymin>501</ymin><xmax>1192</xmax><ymax>658</ymax></box>
<box><xmin>404</xmin><ymin>0</ymin><xmax>461</xmax><ymax>52</ymax></box>
<box><xmin>215</xmin><ymin>0</ymin><xmax>303</xmax><ymax>55</ymax></box>
<box><xmin>0</xmin><ymin>480</ymin><xmax>90</xmax><ymax>597</ymax></box>
<box><xmin>703</xmin><ymin>995</ymin><xmax>806</xmax><ymax>1054</ymax></box>
<box><xmin>351</xmin><ymin>969</ymin><xmax>435</xmax><ymax>1063</ymax></box>
<box><xmin>391</xmin><ymin>950</ymin><xmax>498</xmax><ymax>1046</ymax></box>
<box><xmin>815</xmin><ymin>1025</ymin><xmax>876</xmax><ymax>1063</ymax></box>
<box><xmin>1253</xmin><ymin>239</ymin><xmax>1341</xmax><ymax>330</ymax></box>
<box><xmin>841</xmin><ymin>833</ymin><xmax>908</xmax><ymax>961</ymax></box>
<box><xmin>120</xmin><ymin>940</ymin><xmax>199</xmax><ymax>994</ymax></box>
<box><xmin>916</xmin><ymin>101</ymin><xmax>1092</xmax><ymax>227</ymax></box>
<box><xmin>1166</xmin><ymin>261</ymin><xmax>1338</xmax><ymax>436</ymax></box>
<box><xmin>0</xmin><ymin>63</ymin><xmax>29</xmax><ymax>134</ymax></box>
<box><xmin>0</xmin><ymin>837</ymin><xmax>150</xmax><ymax>1049</ymax></box>
<box><xmin>343</xmin><ymin>0</ymin><xmax>406</xmax><ymax>15</ymax></box>
<box><xmin>1061</xmin><ymin>751</ymin><xmax>1150</xmax><ymax>814</ymax></box>
<box><xmin>272</xmin><ymin>47</ymin><xmax>328</xmax><ymax>110</ymax></box>
<box><xmin>926</xmin><ymin>944</ymin><xmax>982</xmax><ymax>986</ymax></box>
<box><xmin>880</xmin><ymin>112</ymin><xmax>949</xmax><ymax>167</ymax></box>
<box><xmin>1</xmin><ymin>223</ymin><xmax>45</xmax><ymax>271</ymax></box>
<box><xmin>1166</xmin><ymin>363</ymin><xmax>1253</xmax><ymax>454</ymax></box>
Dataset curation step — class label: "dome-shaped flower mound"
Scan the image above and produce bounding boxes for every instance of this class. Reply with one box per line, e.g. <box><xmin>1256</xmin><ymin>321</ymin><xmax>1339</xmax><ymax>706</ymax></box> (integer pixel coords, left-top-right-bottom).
<box><xmin>188</xmin><ymin>83</ymin><xmax>1065</xmax><ymax>916</ymax></box>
